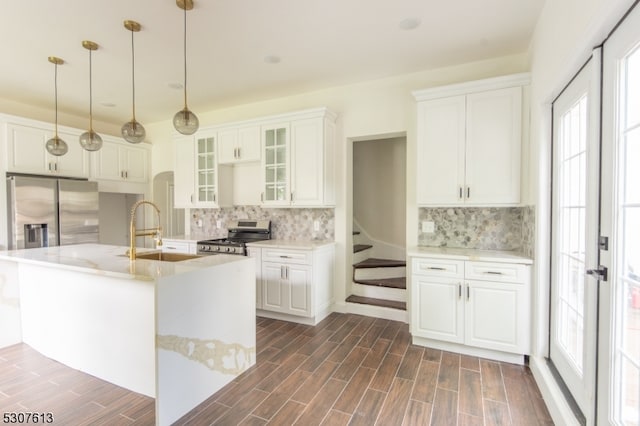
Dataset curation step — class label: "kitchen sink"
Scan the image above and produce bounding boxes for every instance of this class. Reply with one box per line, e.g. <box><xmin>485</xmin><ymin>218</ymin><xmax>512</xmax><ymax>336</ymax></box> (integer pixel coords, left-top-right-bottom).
<box><xmin>129</xmin><ymin>252</ymin><xmax>202</xmax><ymax>262</ymax></box>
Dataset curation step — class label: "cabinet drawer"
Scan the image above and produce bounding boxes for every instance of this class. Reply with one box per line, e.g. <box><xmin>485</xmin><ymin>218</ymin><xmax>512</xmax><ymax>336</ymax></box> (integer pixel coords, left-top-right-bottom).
<box><xmin>465</xmin><ymin>261</ymin><xmax>528</xmax><ymax>284</ymax></box>
<box><xmin>412</xmin><ymin>258</ymin><xmax>464</xmax><ymax>278</ymax></box>
<box><xmin>162</xmin><ymin>241</ymin><xmax>190</xmax><ymax>254</ymax></box>
<box><xmin>262</xmin><ymin>248</ymin><xmax>311</xmax><ymax>265</ymax></box>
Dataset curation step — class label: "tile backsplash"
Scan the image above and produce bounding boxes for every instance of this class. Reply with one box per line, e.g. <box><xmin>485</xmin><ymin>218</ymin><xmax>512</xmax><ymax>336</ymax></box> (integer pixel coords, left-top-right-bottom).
<box><xmin>190</xmin><ymin>206</ymin><xmax>334</xmax><ymax>241</ymax></box>
<box><xmin>418</xmin><ymin>206</ymin><xmax>535</xmax><ymax>258</ymax></box>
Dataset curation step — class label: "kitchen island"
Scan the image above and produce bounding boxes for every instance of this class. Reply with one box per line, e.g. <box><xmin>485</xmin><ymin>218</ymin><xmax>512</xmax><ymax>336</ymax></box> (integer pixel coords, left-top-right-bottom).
<box><xmin>0</xmin><ymin>243</ymin><xmax>256</xmax><ymax>426</ymax></box>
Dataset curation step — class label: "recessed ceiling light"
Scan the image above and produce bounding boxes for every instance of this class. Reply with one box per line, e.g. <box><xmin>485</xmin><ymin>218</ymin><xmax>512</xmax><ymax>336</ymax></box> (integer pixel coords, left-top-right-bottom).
<box><xmin>399</xmin><ymin>18</ymin><xmax>421</xmax><ymax>30</ymax></box>
<box><xmin>100</xmin><ymin>102</ymin><xmax>116</xmax><ymax>107</ymax></box>
<box><xmin>168</xmin><ymin>82</ymin><xmax>184</xmax><ymax>90</ymax></box>
<box><xmin>264</xmin><ymin>55</ymin><xmax>281</xmax><ymax>64</ymax></box>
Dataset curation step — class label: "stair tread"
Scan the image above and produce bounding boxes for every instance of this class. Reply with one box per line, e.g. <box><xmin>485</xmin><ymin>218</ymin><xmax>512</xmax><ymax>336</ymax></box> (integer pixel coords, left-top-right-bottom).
<box><xmin>353</xmin><ymin>258</ymin><xmax>406</xmax><ymax>269</ymax></box>
<box><xmin>346</xmin><ymin>295</ymin><xmax>406</xmax><ymax>311</ymax></box>
<box><xmin>353</xmin><ymin>244</ymin><xmax>373</xmax><ymax>253</ymax></box>
<box><xmin>353</xmin><ymin>277</ymin><xmax>406</xmax><ymax>289</ymax></box>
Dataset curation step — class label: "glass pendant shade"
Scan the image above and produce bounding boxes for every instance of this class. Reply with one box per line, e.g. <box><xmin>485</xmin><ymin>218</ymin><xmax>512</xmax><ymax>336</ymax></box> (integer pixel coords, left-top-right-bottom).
<box><xmin>45</xmin><ymin>136</ymin><xmax>68</xmax><ymax>156</ymax></box>
<box><xmin>122</xmin><ymin>20</ymin><xmax>145</xmax><ymax>144</ymax></box>
<box><xmin>80</xmin><ymin>40</ymin><xmax>102</xmax><ymax>152</ymax></box>
<box><xmin>122</xmin><ymin>119</ymin><xmax>146</xmax><ymax>143</ymax></box>
<box><xmin>46</xmin><ymin>56</ymin><xmax>68</xmax><ymax>156</ymax></box>
<box><xmin>173</xmin><ymin>107</ymin><xmax>199</xmax><ymax>135</ymax></box>
<box><xmin>174</xmin><ymin>0</ymin><xmax>199</xmax><ymax>135</ymax></box>
<box><xmin>79</xmin><ymin>130</ymin><xmax>103</xmax><ymax>151</ymax></box>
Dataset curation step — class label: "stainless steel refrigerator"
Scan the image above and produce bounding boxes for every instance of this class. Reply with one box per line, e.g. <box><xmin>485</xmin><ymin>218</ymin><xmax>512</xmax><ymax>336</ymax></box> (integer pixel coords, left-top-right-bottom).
<box><xmin>7</xmin><ymin>175</ymin><xmax>99</xmax><ymax>249</ymax></box>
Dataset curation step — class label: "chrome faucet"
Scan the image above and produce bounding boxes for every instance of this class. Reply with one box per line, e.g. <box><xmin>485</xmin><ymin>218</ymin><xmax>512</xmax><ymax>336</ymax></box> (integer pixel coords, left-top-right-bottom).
<box><xmin>128</xmin><ymin>200</ymin><xmax>163</xmax><ymax>260</ymax></box>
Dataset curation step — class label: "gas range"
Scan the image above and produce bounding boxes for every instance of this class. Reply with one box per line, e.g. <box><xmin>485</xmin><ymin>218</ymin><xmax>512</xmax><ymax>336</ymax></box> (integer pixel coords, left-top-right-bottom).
<box><xmin>197</xmin><ymin>220</ymin><xmax>271</xmax><ymax>256</ymax></box>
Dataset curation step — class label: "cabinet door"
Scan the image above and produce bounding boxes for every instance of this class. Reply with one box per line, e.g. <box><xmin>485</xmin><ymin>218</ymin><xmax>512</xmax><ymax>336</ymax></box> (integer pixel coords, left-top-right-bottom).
<box><xmin>416</xmin><ymin>96</ymin><xmax>466</xmax><ymax>205</ymax></box>
<box><xmin>261</xmin><ymin>123</ymin><xmax>290</xmax><ymax>206</ymax></box>
<box><xmin>286</xmin><ymin>264</ymin><xmax>311</xmax><ymax>317</ymax></box>
<box><xmin>173</xmin><ymin>135</ymin><xmax>195</xmax><ymax>207</ymax></box>
<box><xmin>121</xmin><ymin>145</ymin><xmax>148</xmax><ymax>183</ymax></box>
<box><xmin>194</xmin><ymin>134</ymin><xmax>219</xmax><ymax>206</ymax></box>
<box><xmin>92</xmin><ymin>141</ymin><xmax>122</xmax><ymax>181</ymax></box>
<box><xmin>237</xmin><ymin>125</ymin><xmax>261</xmax><ymax>162</ymax></box>
<box><xmin>217</xmin><ymin>128</ymin><xmax>238</xmax><ymax>164</ymax></box>
<box><xmin>6</xmin><ymin>124</ymin><xmax>49</xmax><ymax>173</ymax></box>
<box><xmin>465</xmin><ymin>87</ymin><xmax>522</xmax><ymax>205</ymax></box>
<box><xmin>464</xmin><ymin>280</ymin><xmax>526</xmax><ymax>354</ymax></box>
<box><xmin>290</xmin><ymin>118</ymin><xmax>323</xmax><ymax>206</ymax></box>
<box><xmin>262</xmin><ymin>263</ymin><xmax>286</xmax><ymax>312</ymax></box>
<box><xmin>54</xmin><ymin>130</ymin><xmax>90</xmax><ymax>178</ymax></box>
<box><xmin>412</xmin><ymin>276</ymin><xmax>464</xmax><ymax>343</ymax></box>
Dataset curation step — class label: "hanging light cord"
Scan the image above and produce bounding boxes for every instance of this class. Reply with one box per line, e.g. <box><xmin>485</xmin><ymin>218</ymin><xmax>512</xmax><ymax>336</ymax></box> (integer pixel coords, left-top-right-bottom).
<box><xmin>130</xmin><ymin>27</ymin><xmax>137</xmax><ymax>122</ymax></box>
<box><xmin>88</xmin><ymin>48</ymin><xmax>94</xmax><ymax>132</ymax></box>
<box><xmin>183</xmin><ymin>3</ymin><xmax>188</xmax><ymax>109</ymax></box>
<box><xmin>53</xmin><ymin>63</ymin><xmax>59</xmax><ymax>138</ymax></box>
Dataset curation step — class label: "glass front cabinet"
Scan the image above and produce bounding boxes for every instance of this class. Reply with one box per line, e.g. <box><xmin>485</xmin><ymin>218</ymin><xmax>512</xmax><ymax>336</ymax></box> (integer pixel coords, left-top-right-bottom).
<box><xmin>261</xmin><ymin>123</ymin><xmax>291</xmax><ymax>206</ymax></box>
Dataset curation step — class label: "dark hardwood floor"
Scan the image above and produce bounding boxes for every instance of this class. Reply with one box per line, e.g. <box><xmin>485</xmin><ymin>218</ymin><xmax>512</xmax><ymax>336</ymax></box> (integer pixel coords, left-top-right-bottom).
<box><xmin>0</xmin><ymin>313</ymin><xmax>553</xmax><ymax>425</ymax></box>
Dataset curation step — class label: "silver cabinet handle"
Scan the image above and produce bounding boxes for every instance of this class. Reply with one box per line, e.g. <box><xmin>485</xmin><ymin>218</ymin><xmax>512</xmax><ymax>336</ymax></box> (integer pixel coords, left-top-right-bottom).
<box><xmin>466</xmin><ymin>284</ymin><xmax>470</xmax><ymax>301</ymax></box>
<box><xmin>290</xmin><ymin>192</ymin><xmax>293</xmax><ymax>201</ymax></box>
<box><xmin>280</xmin><ymin>255</ymin><xmax>292</xmax><ymax>259</ymax></box>
<box><xmin>280</xmin><ymin>265</ymin><xmax>284</xmax><ymax>280</ymax></box>
<box><xmin>484</xmin><ymin>271</ymin><xmax>503</xmax><ymax>275</ymax></box>
<box><xmin>459</xmin><ymin>186</ymin><xmax>463</xmax><ymax>200</ymax></box>
<box><xmin>466</xmin><ymin>186</ymin><xmax>470</xmax><ymax>199</ymax></box>
<box><xmin>238</xmin><ymin>147</ymin><xmax>241</xmax><ymax>158</ymax></box>
<box><xmin>458</xmin><ymin>283</ymin><xmax>462</xmax><ymax>299</ymax></box>
<box><xmin>427</xmin><ymin>266</ymin><xmax>445</xmax><ymax>270</ymax></box>
<box><xmin>261</xmin><ymin>192</ymin><xmax>264</xmax><ymax>202</ymax></box>
<box><xmin>286</xmin><ymin>266</ymin><xmax>289</xmax><ymax>279</ymax></box>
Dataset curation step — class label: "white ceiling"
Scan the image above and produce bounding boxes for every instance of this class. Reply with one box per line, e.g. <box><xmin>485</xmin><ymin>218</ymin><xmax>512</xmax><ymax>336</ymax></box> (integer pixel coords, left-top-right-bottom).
<box><xmin>0</xmin><ymin>0</ymin><xmax>545</xmax><ymax>126</ymax></box>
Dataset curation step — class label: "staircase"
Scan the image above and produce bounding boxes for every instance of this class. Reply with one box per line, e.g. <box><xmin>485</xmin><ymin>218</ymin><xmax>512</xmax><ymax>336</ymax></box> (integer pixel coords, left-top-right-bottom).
<box><xmin>346</xmin><ymin>228</ymin><xmax>408</xmax><ymax>322</ymax></box>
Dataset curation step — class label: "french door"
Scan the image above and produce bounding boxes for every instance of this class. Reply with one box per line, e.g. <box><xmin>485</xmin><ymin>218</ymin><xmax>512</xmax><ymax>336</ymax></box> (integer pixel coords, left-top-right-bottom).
<box><xmin>550</xmin><ymin>50</ymin><xmax>601</xmax><ymax>422</ymax></box>
<box><xmin>600</xmin><ymin>2</ymin><xmax>640</xmax><ymax>424</ymax></box>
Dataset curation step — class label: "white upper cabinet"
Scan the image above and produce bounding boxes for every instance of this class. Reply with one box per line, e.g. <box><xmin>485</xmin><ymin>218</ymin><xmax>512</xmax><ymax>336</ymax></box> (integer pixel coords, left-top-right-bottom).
<box><xmin>91</xmin><ymin>137</ymin><xmax>149</xmax><ymax>183</ymax></box>
<box><xmin>217</xmin><ymin>125</ymin><xmax>261</xmax><ymax>164</ymax></box>
<box><xmin>414</xmin><ymin>74</ymin><xmax>528</xmax><ymax>206</ymax></box>
<box><xmin>6</xmin><ymin>122</ymin><xmax>89</xmax><ymax>178</ymax></box>
<box><xmin>260</xmin><ymin>109</ymin><xmax>336</xmax><ymax>208</ymax></box>
<box><xmin>173</xmin><ymin>131</ymin><xmax>232</xmax><ymax>208</ymax></box>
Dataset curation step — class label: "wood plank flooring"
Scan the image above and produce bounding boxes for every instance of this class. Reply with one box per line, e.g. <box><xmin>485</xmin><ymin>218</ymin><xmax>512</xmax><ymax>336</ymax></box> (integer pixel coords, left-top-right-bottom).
<box><xmin>0</xmin><ymin>313</ymin><xmax>554</xmax><ymax>425</ymax></box>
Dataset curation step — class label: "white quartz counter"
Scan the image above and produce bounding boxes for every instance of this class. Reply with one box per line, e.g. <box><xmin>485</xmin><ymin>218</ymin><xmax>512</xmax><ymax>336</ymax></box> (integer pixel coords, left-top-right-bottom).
<box><xmin>407</xmin><ymin>246</ymin><xmax>533</xmax><ymax>264</ymax></box>
<box><xmin>0</xmin><ymin>243</ymin><xmax>245</xmax><ymax>281</ymax></box>
<box><xmin>247</xmin><ymin>239</ymin><xmax>334</xmax><ymax>250</ymax></box>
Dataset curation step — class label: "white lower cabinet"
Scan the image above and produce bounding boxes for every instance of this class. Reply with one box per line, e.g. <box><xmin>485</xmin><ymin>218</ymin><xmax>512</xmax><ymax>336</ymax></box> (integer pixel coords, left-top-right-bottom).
<box><xmin>249</xmin><ymin>243</ymin><xmax>334</xmax><ymax>325</ymax></box>
<box><xmin>263</xmin><ymin>261</ymin><xmax>312</xmax><ymax>317</ymax></box>
<box><xmin>411</xmin><ymin>257</ymin><xmax>530</xmax><ymax>360</ymax></box>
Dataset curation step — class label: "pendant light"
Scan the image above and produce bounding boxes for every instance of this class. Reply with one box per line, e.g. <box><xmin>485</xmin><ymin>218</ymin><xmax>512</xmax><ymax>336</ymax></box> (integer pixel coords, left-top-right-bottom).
<box><xmin>45</xmin><ymin>56</ymin><xmax>68</xmax><ymax>156</ymax></box>
<box><xmin>121</xmin><ymin>20</ymin><xmax>146</xmax><ymax>144</ymax></box>
<box><xmin>173</xmin><ymin>0</ymin><xmax>199</xmax><ymax>135</ymax></box>
<box><xmin>79</xmin><ymin>40</ymin><xmax>103</xmax><ymax>152</ymax></box>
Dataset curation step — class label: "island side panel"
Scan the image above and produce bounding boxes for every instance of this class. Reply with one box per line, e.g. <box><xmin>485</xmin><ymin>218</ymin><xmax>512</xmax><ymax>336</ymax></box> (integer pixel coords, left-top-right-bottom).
<box><xmin>18</xmin><ymin>263</ymin><xmax>156</xmax><ymax>397</ymax></box>
<box><xmin>0</xmin><ymin>260</ymin><xmax>21</xmax><ymax>348</ymax></box>
<box><xmin>155</xmin><ymin>256</ymin><xmax>256</xmax><ymax>426</ymax></box>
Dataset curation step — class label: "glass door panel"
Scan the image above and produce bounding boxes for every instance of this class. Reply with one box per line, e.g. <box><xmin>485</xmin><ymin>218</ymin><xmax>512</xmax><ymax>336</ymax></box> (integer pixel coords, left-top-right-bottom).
<box><xmin>262</xmin><ymin>125</ymin><xmax>289</xmax><ymax>204</ymax></box>
<box><xmin>550</xmin><ymin>52</ymin><xmax>601</xmax><ymax>422</ymax></box>
<box><xmin>196</xmin><ymin>136</ymin><xmax>216</xmax><ymax>203</ymax></box>
<box><xmin>600</xmin><ymin>5</ymin><xmax>640</xmax><ymax>422</ymax></box>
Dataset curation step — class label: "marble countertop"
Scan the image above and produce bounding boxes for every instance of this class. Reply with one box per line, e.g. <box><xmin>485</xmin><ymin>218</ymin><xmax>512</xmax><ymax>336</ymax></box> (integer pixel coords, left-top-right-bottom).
<box><xmin>407</xmin><ymin>246</ymin><xmax>533</xmax><ymax>264</ymax></box>
<box><xmin>0</xmin><ymin>243</ymin><xmax>248</xmax><ymax>281</ymax></box>
<box><xmin>246</xmin><ymin>239</ymin><xmax>335</xmax><ymax>250</ymax></box>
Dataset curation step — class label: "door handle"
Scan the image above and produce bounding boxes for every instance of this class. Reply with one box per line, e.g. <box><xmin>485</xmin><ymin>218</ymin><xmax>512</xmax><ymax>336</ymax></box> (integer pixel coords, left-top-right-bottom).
<box><xmin>586</xmin><ymin>266</ymin><xmax>608</xmax><ymax>281</ymax></box>
<box><xmin>458</xmin><ymin>283</ymin><xmax>462</xmax><ymax>299</ymax></box>
<box><xmin>466</xmin><ymin>186</ymin><xmax>470</xmax><ymax>199</ymax></box>
<box><xmin>466</xmin><ymin>283</ymin><xmax>470</xmax><ymax>300</ymax></box>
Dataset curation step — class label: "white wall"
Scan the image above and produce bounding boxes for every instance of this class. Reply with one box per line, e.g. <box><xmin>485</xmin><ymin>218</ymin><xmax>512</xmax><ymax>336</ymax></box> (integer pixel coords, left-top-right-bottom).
<box><xmin>146</xmin><ymin>53</ymin><xmax>528</xmax><ymax>310</ymax></box>
<box><xmin>353</xmin><ymin>137</ymin><xmax>406</xmax><ymax>247</ymax></box>
<box><xmin>527</xmin><ymin>0</ymin><xmax>636</xmax><ymax>423</ymax></box>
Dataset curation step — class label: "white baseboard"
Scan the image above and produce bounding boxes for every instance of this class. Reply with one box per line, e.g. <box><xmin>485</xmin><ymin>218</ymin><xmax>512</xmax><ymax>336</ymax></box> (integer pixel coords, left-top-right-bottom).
<box><xmin>412</xmin><ymin>336</ymin><xmax>526</xmax><ymax>365</ymax></box>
